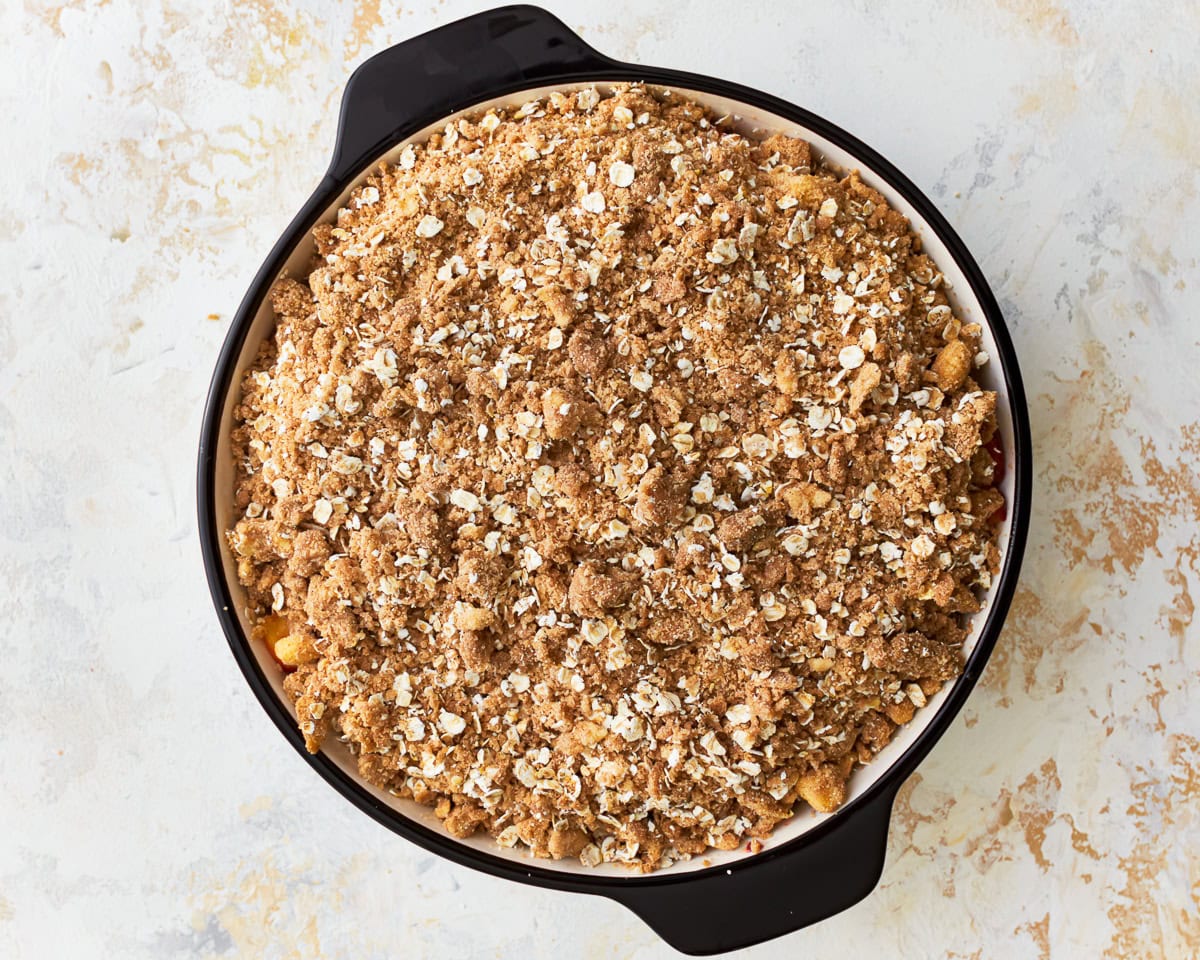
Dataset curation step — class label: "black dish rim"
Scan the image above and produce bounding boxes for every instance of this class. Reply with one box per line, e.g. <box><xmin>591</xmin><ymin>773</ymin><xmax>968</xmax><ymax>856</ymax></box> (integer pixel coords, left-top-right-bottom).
<box><xmin>197</xmin><ymin>2</ymin><xmax>1032</xmax><ymax>946</ymax></box>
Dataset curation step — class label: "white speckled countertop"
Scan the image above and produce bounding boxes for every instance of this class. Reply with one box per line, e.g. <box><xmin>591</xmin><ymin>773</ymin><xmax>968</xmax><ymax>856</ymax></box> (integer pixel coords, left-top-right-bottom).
<box><xmin>2</xmin><ymin>0</ymin><xmax>1197</xmax><ymax>956</ymax></box>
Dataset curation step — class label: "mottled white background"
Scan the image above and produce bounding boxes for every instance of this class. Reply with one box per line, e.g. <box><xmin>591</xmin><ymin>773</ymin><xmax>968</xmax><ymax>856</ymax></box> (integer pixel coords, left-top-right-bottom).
<box><xmin>1</xmin><ymin>0</ymin><xmax>1197</xmax><ymax>956</ymax></box>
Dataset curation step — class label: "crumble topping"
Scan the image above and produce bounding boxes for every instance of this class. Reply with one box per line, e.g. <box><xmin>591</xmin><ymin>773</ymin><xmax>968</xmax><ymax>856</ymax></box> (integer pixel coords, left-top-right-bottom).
<box><xmin>228</xmin><ymin>84</ymin><xmax>1003</xmax><ymax>870</ymax></box>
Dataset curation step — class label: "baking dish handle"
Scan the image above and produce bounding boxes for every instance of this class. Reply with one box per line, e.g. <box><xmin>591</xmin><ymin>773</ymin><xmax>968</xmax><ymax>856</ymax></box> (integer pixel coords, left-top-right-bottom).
<box><xmin>328</xmin><ymin>4</ymin><xmax>620</xmax><ymax>183</ymax></box>
<box><xmin>609</xmin><ymin>781</ymin><xmax>901</xmax><ymax>955</ymax></box>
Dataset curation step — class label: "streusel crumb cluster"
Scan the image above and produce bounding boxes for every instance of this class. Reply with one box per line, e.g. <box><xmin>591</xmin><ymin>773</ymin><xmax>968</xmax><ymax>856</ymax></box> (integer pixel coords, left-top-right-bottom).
<box><xmin>229</xmin><ymin>85</ymin><xmax>1003</xmax><ymax>870</ymax></box>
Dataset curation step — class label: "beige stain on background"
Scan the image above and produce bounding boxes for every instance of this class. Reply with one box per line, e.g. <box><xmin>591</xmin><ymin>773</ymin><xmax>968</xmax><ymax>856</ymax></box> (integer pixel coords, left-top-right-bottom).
<box><xmin>187</xmin><ymin>852</ymin><xmax>382</xmax><ymax>959</ymax></box>
<box><xmin>346</xmin><ymin>0</ymin><xmax>385</xmax><ymax>59</ymax></box>
<box><xmin>27</xmin><ymin>0</ymin><xmax>111</xmax><ymax>37</ymax></box>
<box><xmin>1014</xmin><ymin>914</ymin><xmax>1051</xmax><ymax>960</ymax></box>
<box><xmin>1106</xmin><ymin>734</ymin><xmax>1200</xmax><ymax>957</ymax></box>
<box><xmin>232</xmin><ymin>0</ymin><xmax>315</xmax><ymax>89</ymax></box>
<box><xmin>995</xmin><ymin>0</ymin><xmax>1080</xmax><ymax>45</ymax></box>
<box><xmin>188</xmin><ymin>855</ymin><xmax>330</xmax><ymax>959</ymax></box>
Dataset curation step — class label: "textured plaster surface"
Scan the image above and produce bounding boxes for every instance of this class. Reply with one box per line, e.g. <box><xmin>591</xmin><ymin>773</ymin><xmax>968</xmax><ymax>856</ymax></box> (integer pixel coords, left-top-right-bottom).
<box><xmin>1</xmin><ymin>0</ymin><xmax>1197</xmax><ymax>956</ymax></box>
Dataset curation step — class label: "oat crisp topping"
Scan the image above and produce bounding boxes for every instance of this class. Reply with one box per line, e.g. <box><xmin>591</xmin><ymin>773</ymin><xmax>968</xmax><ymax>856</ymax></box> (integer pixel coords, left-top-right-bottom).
<box><xmin>228</xmin><ymin>85</ymin><xmax>1003</xmax><ymax>870</ymax></box>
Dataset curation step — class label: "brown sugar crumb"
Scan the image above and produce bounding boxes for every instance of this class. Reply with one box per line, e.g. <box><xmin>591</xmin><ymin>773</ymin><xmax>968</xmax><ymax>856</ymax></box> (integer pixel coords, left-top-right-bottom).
<box><xmin>227</xmin><ymin>84</ymin><xmax>1004</xmax><ymax>871</ymax></box>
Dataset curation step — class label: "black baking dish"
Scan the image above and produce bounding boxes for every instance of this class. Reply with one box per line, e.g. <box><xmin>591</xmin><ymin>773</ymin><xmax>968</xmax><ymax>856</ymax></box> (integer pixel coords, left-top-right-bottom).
<box><xmin>197</xmin><ymin>6</ymin><xmax>1031</xmax><ymax>954</ymax></box>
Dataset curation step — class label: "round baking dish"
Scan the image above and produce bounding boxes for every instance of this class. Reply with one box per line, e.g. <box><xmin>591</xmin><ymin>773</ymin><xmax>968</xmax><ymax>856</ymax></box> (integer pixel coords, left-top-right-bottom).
<box><xmin>197</xmin><ymin>6</ymin><xmax>1031</xmax><ymax>954</ymax></box>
